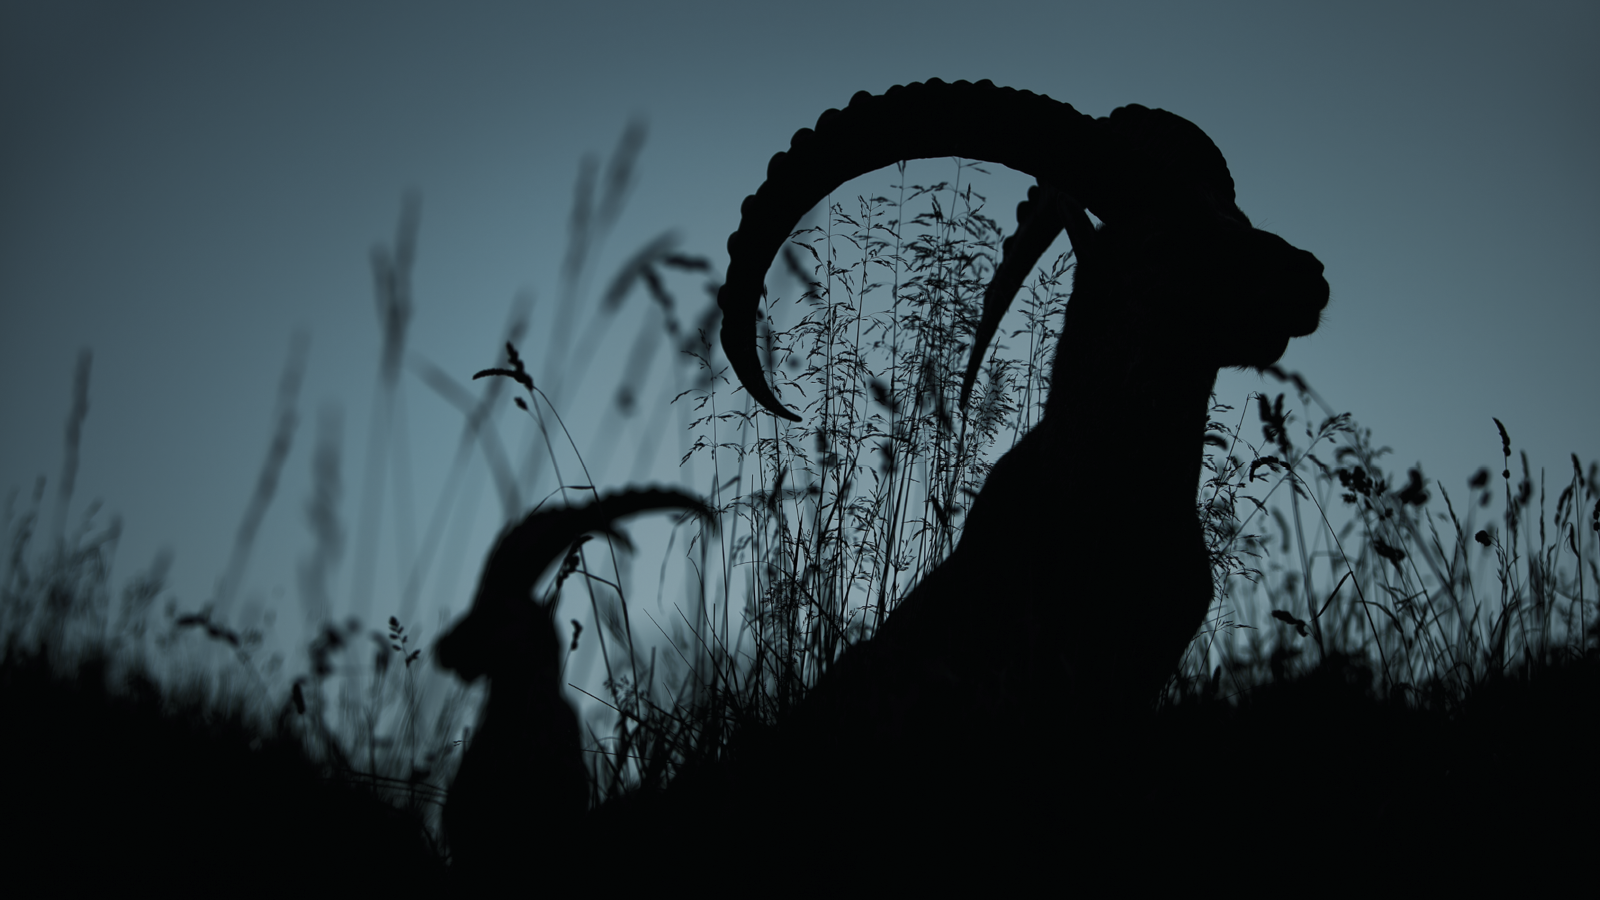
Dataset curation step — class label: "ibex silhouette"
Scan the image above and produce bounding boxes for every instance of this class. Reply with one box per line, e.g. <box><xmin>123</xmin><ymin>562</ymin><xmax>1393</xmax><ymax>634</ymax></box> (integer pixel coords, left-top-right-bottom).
<box><xmin>710</xmin><ymin>79</ymin><xmax>1328</xmax><ymax>839</ymax></box>
<box><xmin>432</xmin><ymin>489</ymin><xmax>712</xmax><ymax>882</ymax></box>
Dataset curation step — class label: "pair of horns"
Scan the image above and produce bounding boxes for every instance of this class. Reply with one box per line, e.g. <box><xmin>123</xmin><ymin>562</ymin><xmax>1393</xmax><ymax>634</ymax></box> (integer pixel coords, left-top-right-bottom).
<box><xmin>716</xmin><ymin>79</ymin><xmax>1235</xmax><ymax>421</ymax></box>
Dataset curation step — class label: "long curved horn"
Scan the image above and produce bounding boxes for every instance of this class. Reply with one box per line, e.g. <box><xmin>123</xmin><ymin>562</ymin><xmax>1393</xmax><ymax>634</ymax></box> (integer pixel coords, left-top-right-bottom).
<box><xmin>719</xmin><ymin>79</ymin><xmax>1107</xmax><ymax>421</ymax></box>
<box><xmin>958</xmin><ymin>183</ymin><xmax>1096</xmax><ymax>412</ymax></box>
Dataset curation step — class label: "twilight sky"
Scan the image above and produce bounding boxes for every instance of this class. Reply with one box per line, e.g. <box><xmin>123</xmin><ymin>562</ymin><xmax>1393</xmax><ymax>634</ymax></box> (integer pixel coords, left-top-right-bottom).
<box><xmin>2</xmin><ymin>1</ymin><xmax>1595</xmax><ymax>723</ymax></box>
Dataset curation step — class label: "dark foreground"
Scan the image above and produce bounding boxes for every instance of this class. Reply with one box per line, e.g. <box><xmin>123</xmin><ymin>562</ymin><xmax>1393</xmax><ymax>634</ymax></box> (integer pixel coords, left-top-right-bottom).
<box><xmin>7</xmin><ymin>640</ymin><xmax>1595</xmax><ymax>890</ymax></box>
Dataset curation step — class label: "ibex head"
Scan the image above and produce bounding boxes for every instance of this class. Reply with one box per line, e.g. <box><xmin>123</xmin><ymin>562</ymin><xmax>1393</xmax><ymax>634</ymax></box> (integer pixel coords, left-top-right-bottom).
<box><xmin>715</xmin><ymin>79</ymin><xmax>1328</xmax><ymax>420</ymax></box>
<box><xmin>434</xmin><ymin>489</ymin><xmax>715</xmax><ymax>686</ymax></box>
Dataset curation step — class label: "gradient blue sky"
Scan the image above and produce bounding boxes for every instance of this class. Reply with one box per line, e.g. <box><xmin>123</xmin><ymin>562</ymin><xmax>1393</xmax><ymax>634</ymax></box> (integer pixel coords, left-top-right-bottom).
<box><xmin>3</xmin><ymin>1</ymin><xmax>1596</xmax><ymax>713</ymax></box>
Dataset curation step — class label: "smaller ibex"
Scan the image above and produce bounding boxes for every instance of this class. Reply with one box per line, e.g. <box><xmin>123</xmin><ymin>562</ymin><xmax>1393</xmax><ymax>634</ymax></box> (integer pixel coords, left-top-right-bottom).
<box><xmin>433</xmin><ymin>489</ymin><xmax>712</xmax><ymax>881</ymax></box>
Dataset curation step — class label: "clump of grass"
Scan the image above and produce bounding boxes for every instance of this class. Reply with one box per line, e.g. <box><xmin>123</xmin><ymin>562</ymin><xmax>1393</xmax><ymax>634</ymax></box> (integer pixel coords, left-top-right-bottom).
<box><xmin>0</xmin><ymin>510</ymin><xmax>452</xmax><ymax>885</ymax></box>
<box><xmin>1151</xmin><ymin>383</ymin><xmax>1597</xmax><ymax>862</ymax></box>
<box><xmin>1187</xmin><ymin>380</ymin><xmax>1598</xmax><ymax>706</ymax></box>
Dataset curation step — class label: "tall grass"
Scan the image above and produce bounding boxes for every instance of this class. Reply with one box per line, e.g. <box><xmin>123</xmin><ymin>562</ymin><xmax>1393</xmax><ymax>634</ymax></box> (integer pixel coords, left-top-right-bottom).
<box><xmin>1193</xmin><ymin>393</ymin><xmax>1598</xmax><ymax>708</ymax></box>
<box><xmin>4</xmin><ymin>137</ymin><xmax>1595</xmax><ymax>877</ymax></box>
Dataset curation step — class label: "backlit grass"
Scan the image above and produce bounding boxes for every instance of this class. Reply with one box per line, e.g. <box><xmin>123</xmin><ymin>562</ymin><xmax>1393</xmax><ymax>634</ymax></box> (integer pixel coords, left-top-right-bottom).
<box><xmin>4</xmin><ymin>140</ymin><xmax>1594</xmax><ymax>882</ymax></box>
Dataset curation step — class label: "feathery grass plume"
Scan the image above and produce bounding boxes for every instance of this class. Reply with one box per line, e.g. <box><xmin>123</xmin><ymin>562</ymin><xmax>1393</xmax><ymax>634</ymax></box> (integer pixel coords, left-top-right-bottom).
<box><xmin>217</xmin><ymin>330</ymin><xmax>309</xmax><ymax>618</ymax></box>
<box><xmin>52</xmin><ymin>349</ymin><xmax>92</xmax><ymax>553</ymax></box>
<box><xmin>350</xmin><ymin>194</ymin><xmax>420</xmax><ymax>626</ymax></box>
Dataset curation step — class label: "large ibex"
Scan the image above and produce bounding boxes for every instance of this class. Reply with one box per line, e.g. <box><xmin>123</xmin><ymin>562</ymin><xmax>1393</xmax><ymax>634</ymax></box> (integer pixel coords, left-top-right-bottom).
<box><xmin>708</xmin><ymin>79</ymin><xmax>1328</xmax><ymax>838</ymax></box>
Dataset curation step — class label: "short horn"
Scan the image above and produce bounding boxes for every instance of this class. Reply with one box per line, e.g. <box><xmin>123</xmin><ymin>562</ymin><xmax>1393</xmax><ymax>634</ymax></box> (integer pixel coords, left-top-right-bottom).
<box><xmin>718</xmin><ymin>79</ymin><xmax>1107</xmax><ymax>421</ymax></box>
<box><xmin>469</xmin><ymin>488</ymin><xmax>715</xmax><ymax>613</ymax></box>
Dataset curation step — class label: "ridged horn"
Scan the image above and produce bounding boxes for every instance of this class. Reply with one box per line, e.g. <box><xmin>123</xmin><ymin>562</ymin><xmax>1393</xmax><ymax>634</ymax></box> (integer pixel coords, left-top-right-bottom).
<box><xmin>717</xmin><ymin>79</ymin><xmax>1106</xmax><ymax>421</ymax></box>
<box><xmin>455</xmin><ymin>488</ymin><xmax>714</xmax><ymax>618</ymax></box>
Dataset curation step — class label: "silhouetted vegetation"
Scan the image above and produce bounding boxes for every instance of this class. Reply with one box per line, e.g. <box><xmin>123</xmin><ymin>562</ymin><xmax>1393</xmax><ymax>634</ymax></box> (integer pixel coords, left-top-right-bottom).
<box><xmin>4</xmin><ymin>102</ymin><xmax>1594</xmax><ymax>885</ymax></box>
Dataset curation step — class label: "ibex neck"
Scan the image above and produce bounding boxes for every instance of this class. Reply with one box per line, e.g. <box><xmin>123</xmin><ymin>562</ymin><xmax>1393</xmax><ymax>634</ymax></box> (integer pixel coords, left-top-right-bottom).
<box><xmin>1048</xmin><ymin>343</ymin><xmax>1218</xmax><ymax>508</ymax></box>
